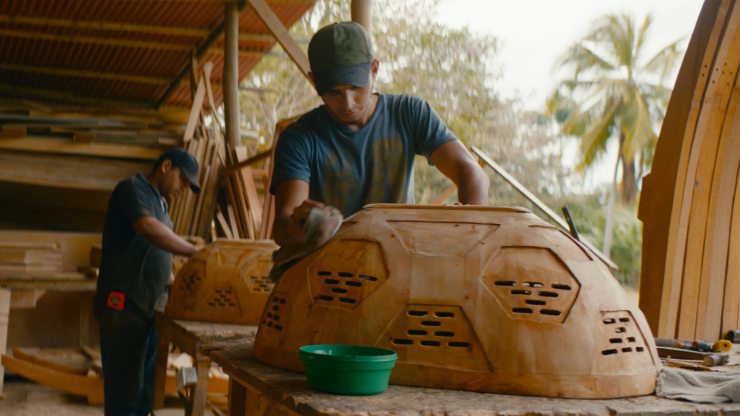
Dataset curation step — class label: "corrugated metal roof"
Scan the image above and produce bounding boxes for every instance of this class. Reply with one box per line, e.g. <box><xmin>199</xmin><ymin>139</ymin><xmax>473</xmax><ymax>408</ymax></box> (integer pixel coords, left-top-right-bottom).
<box><xmin>0</xmin><ymin>0</ymin><xmax>315</xmax><ymax>109</ymax></box>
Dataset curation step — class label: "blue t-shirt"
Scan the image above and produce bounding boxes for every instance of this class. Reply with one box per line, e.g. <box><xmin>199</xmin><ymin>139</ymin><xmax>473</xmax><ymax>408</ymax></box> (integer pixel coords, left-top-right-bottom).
<box><xmin>271</xmin><ymin>94</ymin><xmax>457</xmax><ymax>217</ymax></box>
<box><xmin>95</xmin><ymin>173</ymin><xmax>173</xmax><ymax>319</ymax></box>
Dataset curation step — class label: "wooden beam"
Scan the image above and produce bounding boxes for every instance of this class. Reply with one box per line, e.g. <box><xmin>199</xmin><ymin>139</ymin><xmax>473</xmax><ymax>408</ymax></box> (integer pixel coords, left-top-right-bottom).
<box><xmin>351</xmin><ymin>0</ymin><xmax>373</xmax><ymax>33</ymax></box>
<box><xmin>0</xmin><ymin>28</ymin><xmax>192</xmax><ymax>51</ymax></box>
<box><xmin>471</xmin><ymin>145</ymin><xmax>618</xmax><ymax>270</ymax></box>
<box><xmin>0</xmin><ymin>63</ymin><xmax>169</xmax><ymax>85</ymax></box>
<box><xmin>0</xmin><ymin>14</ymin><xmax>285</xmax><ymax>42</ymax></box>
<box><xmin>0</xmin><ymin>84</ymin><xmax>153</xmax><ymax>109</ymax></box>
<box><xmin>224</xmin><ymin>0</ymin><xmax>241</xmax><ymax>150</ymax></box>
<box><xmin>206</xmin><ymin>47</ymin><xmax>261</xmax><ymax>57</ymax></box>
<box><xmin>0</xmin><ymin>137</ymin><xmax>161</xmax><ymax>160</ymax></box>
<box><xmin>157</xmin><ymin>22</ymin><xmax>226</xmax><ymax>107</ymax></box>
<box><xmin>246</xmin><ymin>0</ymin><xmax>310</xmax><ymax>80</ymax></box>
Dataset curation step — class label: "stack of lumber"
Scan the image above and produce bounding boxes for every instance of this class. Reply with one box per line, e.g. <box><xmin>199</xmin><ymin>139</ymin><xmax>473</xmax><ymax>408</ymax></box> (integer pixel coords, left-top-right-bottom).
<box><xmin>0</xmin><ymin>242</ymin><xmax>62</xmax><ymax>274</ymax></box>
<box><xmin>168</xmin><ymin>63</ymin><xmax>224</xmax><ymax>240</ymax></box>
<box><xmin>169</xmin><ymin>62</ymin><xmax>275</xmax><ymax>241</ymax></box>
<box><xmin>0</xmin><ymin>100</ymin><xmax>186</xmax><ymax>231</ymax></box>
<box><xmin>0</xmin><ymin>99</ymin><xmax>184</xmax><ymax>150</ymax></box>
<box><xmin>0</xmin><ymin>230</ymin><xmax>100</xmax><ymax>277</ymax></box>
<box><xmin>217</xmin><ymin>146</ymin><xmax>268</xmax><ymax>240</ymax></box>
<box><xmin>639</xmin><ymin>0</ymin><xmax>739</xmax><ymax>341</ymax></box>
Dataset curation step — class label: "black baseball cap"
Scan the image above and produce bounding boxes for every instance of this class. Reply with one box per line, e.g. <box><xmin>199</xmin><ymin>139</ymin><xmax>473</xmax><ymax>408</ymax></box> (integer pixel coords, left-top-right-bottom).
<box><xmin>308</xmin><ymin>22</ymin><xmax>374</xmax><ymax>96</ymax></box>
<box><xmin>158</xmin><ymin>147</ymin><xmax>201</xmax><ymax>193</ymax></box>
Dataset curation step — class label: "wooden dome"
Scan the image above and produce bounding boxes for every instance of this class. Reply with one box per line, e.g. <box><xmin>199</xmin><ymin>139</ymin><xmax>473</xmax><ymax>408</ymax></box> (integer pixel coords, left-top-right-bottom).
<box><xmin>253</xmin><ymin>205</ymin><xmax>659</xmax><ymax>398</ymax></box>
<box><xmin>166</xmin><ymin>239</ymin><xmax>277</xmax><ymax>325</ymax></box>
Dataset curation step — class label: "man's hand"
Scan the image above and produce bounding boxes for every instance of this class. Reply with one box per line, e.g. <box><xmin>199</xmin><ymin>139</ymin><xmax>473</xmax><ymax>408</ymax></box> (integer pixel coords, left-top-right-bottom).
<box><xmin>286</xmin><ymin>200</ymin><xmax>325</xmax><ymax>244</ymax></box>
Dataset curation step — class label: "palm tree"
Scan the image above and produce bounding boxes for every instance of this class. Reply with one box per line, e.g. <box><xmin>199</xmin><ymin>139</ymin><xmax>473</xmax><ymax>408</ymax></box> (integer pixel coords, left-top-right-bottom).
<box><xmin>548</xmin><ymin>13</ymin><xmax>683</xmax><ymax>206</ymax></box>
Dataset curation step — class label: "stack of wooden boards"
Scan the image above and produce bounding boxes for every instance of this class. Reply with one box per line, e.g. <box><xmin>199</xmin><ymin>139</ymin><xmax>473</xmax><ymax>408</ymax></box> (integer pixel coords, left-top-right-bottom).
<box><xmin>169</xmin><ymin>62</ymin><xmax>273</xmax><ymax>241</ymax></box>
<box><xmin>639</xmin><ymin>0</ymin><xmax>739</xmax><ymax>341</ymax></box>
<box><xmin>0</xmin><ymin>230</ymin><xmax>100</xmax><ymax>277</ymax></box>
<box><xmin>0</xmin><ymin>242</ymin><xmax>62</xmax><ymax>275</ymax></box>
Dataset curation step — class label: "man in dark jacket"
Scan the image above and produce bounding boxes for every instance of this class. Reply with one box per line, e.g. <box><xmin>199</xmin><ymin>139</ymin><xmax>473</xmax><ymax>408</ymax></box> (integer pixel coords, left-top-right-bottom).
<box><xmin>95</xmin><ymin>147</ymin><xmax>201</xmax><ymax>415</ymax></box>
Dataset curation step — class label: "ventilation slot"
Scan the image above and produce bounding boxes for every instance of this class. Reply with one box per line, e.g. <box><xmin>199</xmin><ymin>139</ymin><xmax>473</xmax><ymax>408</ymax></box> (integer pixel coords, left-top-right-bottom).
<box><xmin>345</xmin><ymin>281</ymin><xmax>362</xmax><ymax>287</ymax></box>
<box><xmin>338</xmin><ymin>272</ymin><xmax>353</xmax><ymax>278</ymax></box>
<box><xmin>449</xmin><ymin>341</ymin><xmax>470</xmax><ymax>348</ymax></box>
<box><xmin>393</xmin><ymin>338</ymin><xmax>413</xmax><ymax>345</ymax></box>
<box><xmin>263</xmin><ymin>296</ymin><xmax>287</xmax><ymax>331</ymax></box>
<box><xmin>408</xmin><ymin>310</ymin><xmax>428</xmax><ymax>317</ymax></box>
<box><xmin>434</xmin><ymin>331</ymin><xmax>454</xmax><ymax>337</ymax></box>
<box><xmin>495</xmin><ymin>280</ymin><xmax>516</xmax><ymax>286</ymax></box>
<box><xmin>435</xmin><ymin>311</ymin><xmax>455</xmax><ymax>318</ymax></box>
<box><xmin>208</xmin><ymin>289</ymin><xmax>238</xmax><ymax>308</ymax></box>
<box><xmin>599</xmin><ymin>312</ymin><xmax>647</xmax><ymax>357</ymax></box>
<box><xmin>248</xmin><ymin>275</ymin><xmax>274</xmax><ymax>293</ymax></box>
<box><xmin>540</xmin><ymin>309</ymin><xmax>561</xmax><ymax>316</ymax></box>
<box><xmin>511</xmin><ymin>289</ymin><xmax>531</xmax><ymax>295</ymax></box>
<box><xmin>420</xmin><ymin>340</ymin><xmax>441</xmax><ymax>347</ymax></box>
<box><xmin>523</xmin><ymin>281</ymin><xmax>544</xmax><ymax>288</ymax></box>
<box><xmin>513</xmin><ymin>307</ymin><xmax>533</xmax><ymax>314</ymax></box>
<box><xmin>421</xmin><ymin>320</ymin><xmax>441</xmax><ymax>327</ymax></box>
<box><xmin>525</xmin><ymin>299</ymin><xmax>546</xmax><ymax>306</ymax></box>
<box><xmin>358</xmin><ymin>275</ymin><xmax>378</xmax><ymax>281</ymax></box>
<box><xmin>552</xmin><ymin>283</ymin><xmax>572</xmax><ymax>290</ymax></box>
<box><xmin>324</xmin><ymin>279</ymin><xmax>339</xmax><ymax>285</ymax></box>
<box><xmin>538</xmin><ymin>291</ymin><xmax>559</xmax><ymax>297</ymax></box>
<box><xmin>407</xmin><ymin>329</ymin><xmax>427</xmax><ymax>336</ymax></box>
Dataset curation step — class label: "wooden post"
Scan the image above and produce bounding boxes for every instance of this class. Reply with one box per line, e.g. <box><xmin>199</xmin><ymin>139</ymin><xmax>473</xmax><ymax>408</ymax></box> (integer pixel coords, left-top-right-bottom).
<box><xmin>351</xmin><ymin>0</ymin><xmax>373</xmax><ymax>33</ymax></box>
<box><xmin>0</xmin><ymin>287</ymin><xmax>10</xmax><ymax>397</ymax></box>
<box><xmin>223</xmin><ymin>0</ymin><xmax>241</xmax><ymax>151</ymax></box>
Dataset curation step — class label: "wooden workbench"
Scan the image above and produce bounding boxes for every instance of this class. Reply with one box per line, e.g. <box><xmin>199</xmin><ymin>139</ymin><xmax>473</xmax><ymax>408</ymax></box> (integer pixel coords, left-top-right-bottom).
<box><xmin>210</xmin><ymin>343</ymin><xmax>740</xmax><ymax>416</ymax></box>
<box><xmin>152</xmin><ymin>313</ymin><xmax>257</xmax><ymax>416</ymax></box>
<box><xmin>0</xmin><ymin>271</ymin><xmax>96</xmax><ymax>397</ymax></box>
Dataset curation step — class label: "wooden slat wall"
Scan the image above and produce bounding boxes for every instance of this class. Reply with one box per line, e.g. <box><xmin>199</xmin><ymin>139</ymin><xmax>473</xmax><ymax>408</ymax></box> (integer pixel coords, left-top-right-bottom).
<box><xmin>638</xmin><ymin>0</ymin><xmax>740</xmax><ymax>340</ymax></box>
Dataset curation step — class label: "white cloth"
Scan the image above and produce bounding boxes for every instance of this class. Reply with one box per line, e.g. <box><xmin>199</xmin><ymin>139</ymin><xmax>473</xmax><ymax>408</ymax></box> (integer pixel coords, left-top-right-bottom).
<box><xmin>656</xmin><ymin>367</ymin><xmax>740</xmax><ymax>403</ymax></box>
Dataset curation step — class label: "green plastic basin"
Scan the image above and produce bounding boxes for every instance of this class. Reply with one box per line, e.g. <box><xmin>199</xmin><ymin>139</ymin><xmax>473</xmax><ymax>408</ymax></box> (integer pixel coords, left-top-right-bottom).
<box><xmin>299</xmin><ymin>344</ymin><xmax>398</xmax><ymax>395</ymax></box>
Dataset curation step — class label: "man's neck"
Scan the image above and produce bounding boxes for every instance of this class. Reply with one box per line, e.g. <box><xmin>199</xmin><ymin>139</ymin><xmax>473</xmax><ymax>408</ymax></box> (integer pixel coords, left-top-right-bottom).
<box><xmin>343</xmin><ymin>93</ymin><xmax>379</xmax><ymax>131</ymax></box>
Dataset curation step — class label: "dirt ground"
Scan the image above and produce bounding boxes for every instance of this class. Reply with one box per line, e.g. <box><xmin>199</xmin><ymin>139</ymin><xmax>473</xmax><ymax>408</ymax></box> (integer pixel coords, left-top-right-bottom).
<box><xmin>0</xmin><ymin>376</ymin><xmax>219</xmax><ymax>416</ymax></box>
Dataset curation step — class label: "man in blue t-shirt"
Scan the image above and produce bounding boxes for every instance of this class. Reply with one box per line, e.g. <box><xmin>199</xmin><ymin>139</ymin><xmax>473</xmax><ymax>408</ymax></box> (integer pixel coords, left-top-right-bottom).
<box><xmin>271</xmin><ymin>21</ymin><xmax>489</xmax><ymax>248</ymax></box>
<box><xmin>95</xmin><ymin>147</ymin><xmax>201</xmax><ymax>415</ymax></box>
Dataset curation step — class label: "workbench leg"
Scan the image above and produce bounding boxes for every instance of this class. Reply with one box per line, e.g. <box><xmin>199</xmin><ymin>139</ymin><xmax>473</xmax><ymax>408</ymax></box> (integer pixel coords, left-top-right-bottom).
<box><xmin>152</xmin><ymin>331</ymin><xmax>170</xmax><ymax>409</ymax></box>
<box><xmin>228</xmin><ymin>379</ymin><xmax>247</xmax><ymax>416</ymax></box>
<box><xmin>0</xmin><ymin>288</ymin><xmax>10</xmax><ymax>398</ymax></box>
<box><xmin>190</xmin><ymin>356</ymin><xmax>210</xmax><ymax>416</ymax></box>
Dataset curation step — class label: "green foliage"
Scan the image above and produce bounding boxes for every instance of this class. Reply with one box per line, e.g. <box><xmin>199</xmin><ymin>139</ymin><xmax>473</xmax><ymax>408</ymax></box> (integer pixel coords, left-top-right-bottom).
<box><xmin>548</xmin><ymin>13</ymin><xmax>684</xmax><ymax>204</ymax></box>
<box><xmin>551</xmin><ymin>191</ymin><xmax>642</xmax><ymax>287</ymax></box>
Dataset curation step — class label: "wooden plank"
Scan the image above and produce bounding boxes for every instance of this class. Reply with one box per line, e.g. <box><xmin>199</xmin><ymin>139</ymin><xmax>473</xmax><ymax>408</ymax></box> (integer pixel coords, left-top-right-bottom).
<box><xmin>0</xmin><ymin>288</ymin><xmax>9</xmax><ymax>395</ymax></box>
<box><xmin>0</xmin><ymin>137</ymin><xmax>161</xmax><ymax>160</ymax></box>
<box><xmin>0</xmin><ymin>125</ymin><xmax>26</xmax><ymax>139</ymax></box>
<box><xmin>471</xmin><ymin>146</ymin><xmax>616</xmax><ymax>270</ymax></box>
<box><xmin>1</xmin><ymin>353</ymin><xmax>103</xmax><ymax>404</ymax></box>
<box><xmin>246</xmin><ymin>0</ymin><xmax>310</xmax><ymax>80</ymax></box>
<box><xmin>638</xmin><ymin>0</ymin><xmax>730</xmax><ymax>338</ymax></box>
<box><xmin>721</xmin><ymin>122</ymin><xmax>740</xmax><ymax>335</ymax></box>
<box><xmin>676</xmin><ymin>1</ymin><xmax>738</xmax><ymax>340</ymax></box>
<box><xmin>696</xmin><ymin>62</ymin><xmax>740</xmax><ymax>340</ymax></box>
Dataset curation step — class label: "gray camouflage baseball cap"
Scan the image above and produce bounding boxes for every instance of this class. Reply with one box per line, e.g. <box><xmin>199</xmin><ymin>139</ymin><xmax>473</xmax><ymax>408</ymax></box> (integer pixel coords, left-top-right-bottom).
<box><xmin>308</xmin><ymin>22</ymin><xmax>374</xmax><ymax>96</ymax></box>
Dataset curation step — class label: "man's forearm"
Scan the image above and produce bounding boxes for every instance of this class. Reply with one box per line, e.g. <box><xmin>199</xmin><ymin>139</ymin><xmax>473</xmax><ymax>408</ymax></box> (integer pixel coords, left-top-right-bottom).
<box><xmin>457</xmin><ymin>165</ymin><xmax>490</xmax><ymax>205</ymax></box>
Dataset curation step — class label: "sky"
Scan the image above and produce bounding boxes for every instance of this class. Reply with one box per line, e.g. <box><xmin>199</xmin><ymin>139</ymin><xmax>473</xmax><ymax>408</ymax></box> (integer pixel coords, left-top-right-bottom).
<box><xmin>434</xmin><ymin>0</ymin><xmax>705</xmax><ymax>110</ymax></box>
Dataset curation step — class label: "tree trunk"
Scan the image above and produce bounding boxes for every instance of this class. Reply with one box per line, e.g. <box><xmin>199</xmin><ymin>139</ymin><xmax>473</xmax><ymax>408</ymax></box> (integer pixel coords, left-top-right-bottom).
<box><xmin>620</xmin><ymin>133</ymin><xmax>637</xmax><ymax>204</ymax></box>
<box><xmin>602</xmin><ymin>148</ymin><xmax>620</xmax><ymax>256</ymax></box>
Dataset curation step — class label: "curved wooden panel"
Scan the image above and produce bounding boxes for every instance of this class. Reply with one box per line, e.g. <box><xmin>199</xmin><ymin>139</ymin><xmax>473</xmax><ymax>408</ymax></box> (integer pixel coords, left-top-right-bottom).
<box><xmin>166</xmin><ymin>240</ymin><xmax>277</xmax><ymax>325</ymax></box>
<box><xmin>638</xmin><ymin>0</ymin><xmax>739</xmax><ymax>340</ymax></box>
<box><xmin>254</xmin><ymin>205</ymin><xmax>658</xmax><ymax>399</ymax></box>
